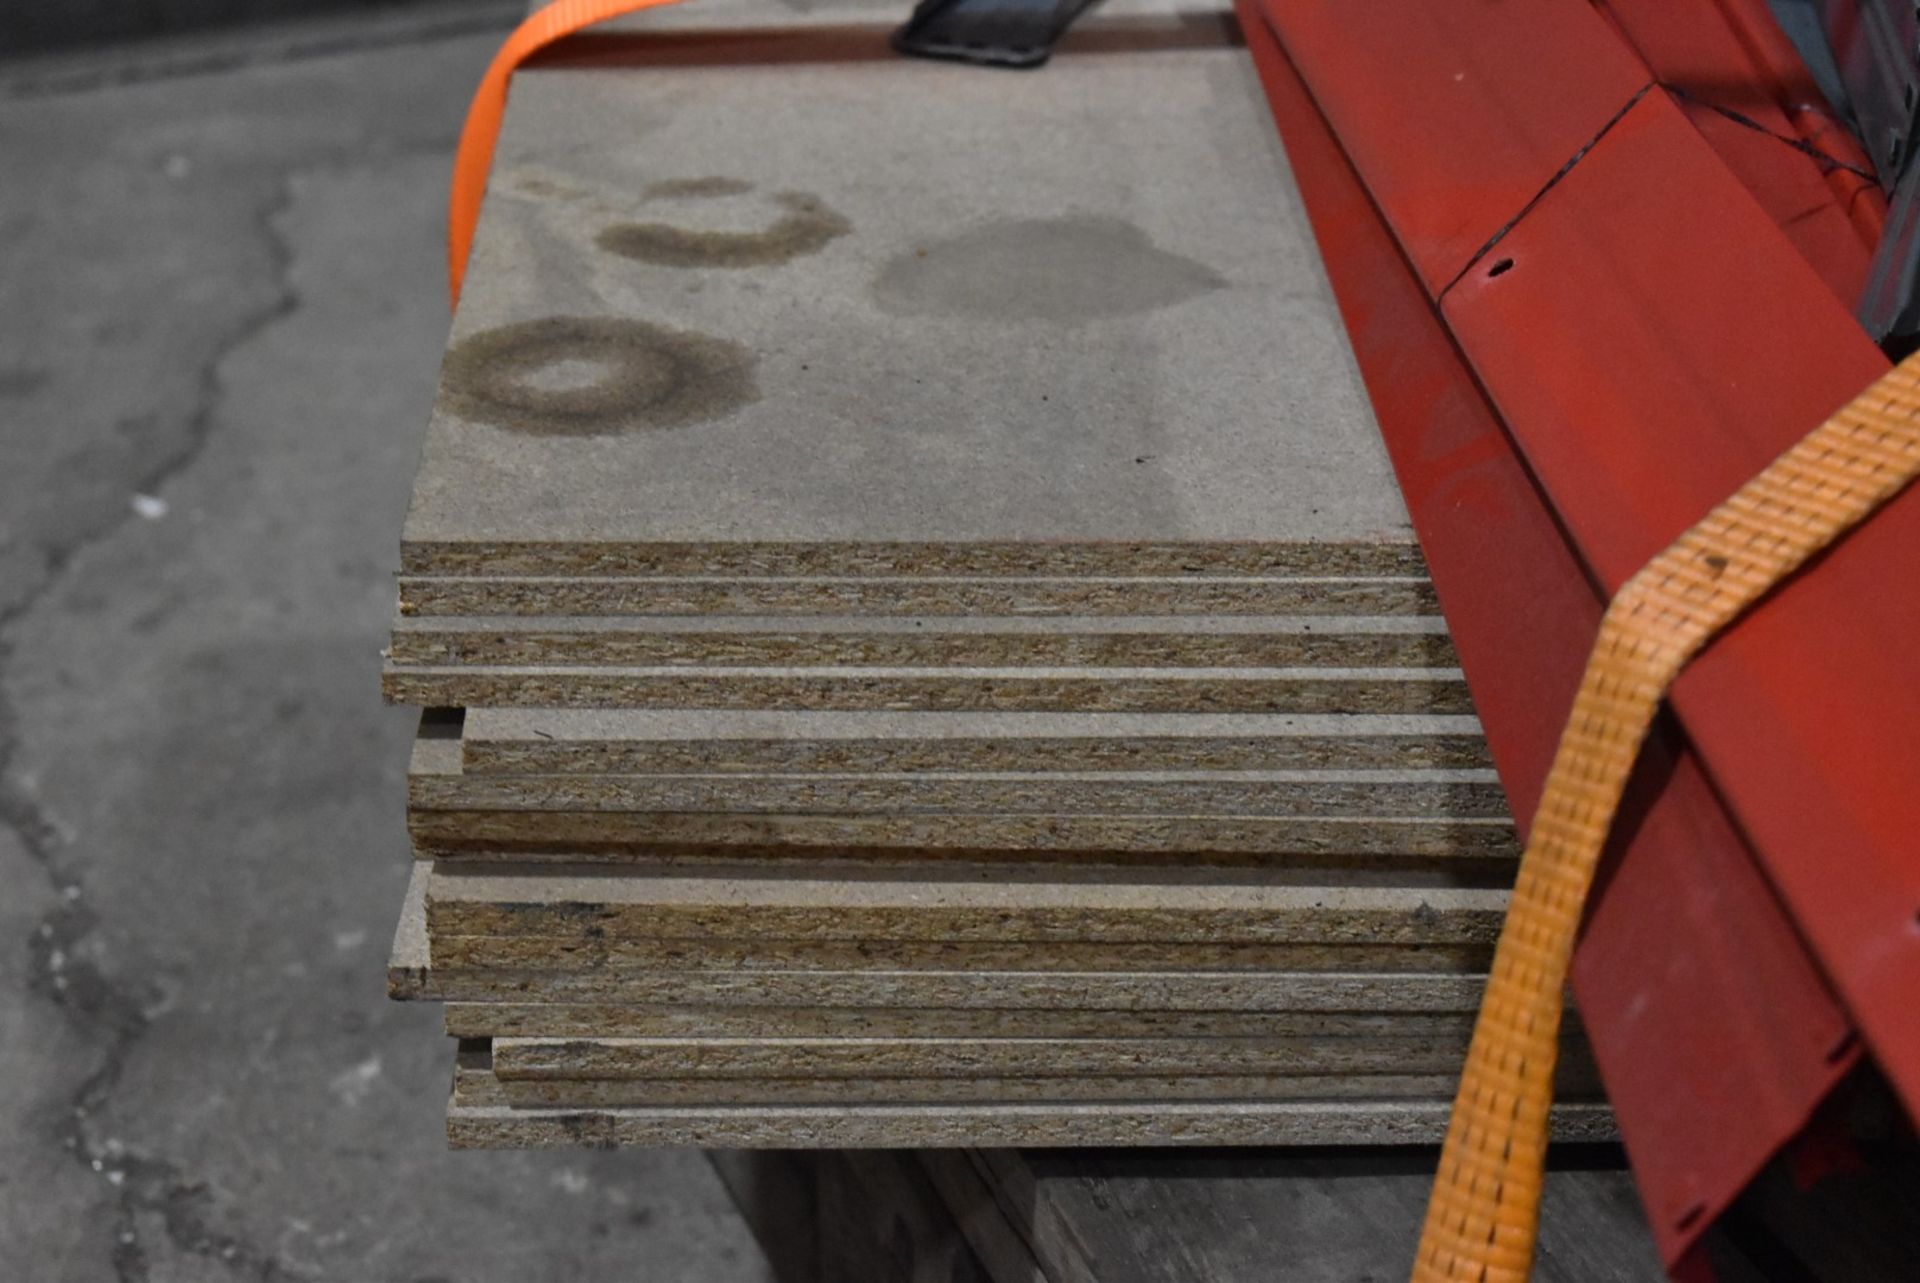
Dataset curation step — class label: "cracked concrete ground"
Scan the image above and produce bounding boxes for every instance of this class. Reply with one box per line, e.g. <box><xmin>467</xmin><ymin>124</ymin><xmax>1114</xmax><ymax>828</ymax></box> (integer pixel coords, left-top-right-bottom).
<box><xmin>0</xmin><ymin>26</ymin><xmax>776</xmax><ymax>1283</ymax></box>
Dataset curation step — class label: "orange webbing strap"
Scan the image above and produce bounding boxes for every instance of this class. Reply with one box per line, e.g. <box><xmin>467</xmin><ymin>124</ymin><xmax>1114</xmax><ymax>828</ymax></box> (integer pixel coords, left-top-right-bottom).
<box><xmin>449</xmin><ymin>0</ymin><xmax>688</xmax><ymax>308</ymax></box>
<box><xmin>1412</xmin><ymin>353</ymin><xmax>1920</xmax><ymax>1282</ymax></box>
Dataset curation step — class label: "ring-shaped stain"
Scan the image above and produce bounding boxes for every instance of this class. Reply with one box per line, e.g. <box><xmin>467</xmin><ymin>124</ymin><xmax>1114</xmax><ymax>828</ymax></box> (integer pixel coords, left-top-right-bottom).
<box><xmin>439</xmin><ymin>316</ymin><xmax>758</xmax><ymax>436</ymax></box>
<box><xmin>596</xmin><ymin>190</ymin><xmax>851</xmax><ymax>269</ymax></box>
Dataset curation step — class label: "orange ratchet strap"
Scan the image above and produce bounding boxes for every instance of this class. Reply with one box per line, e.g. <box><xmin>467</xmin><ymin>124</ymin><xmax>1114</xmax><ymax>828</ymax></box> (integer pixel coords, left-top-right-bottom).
<box><xmin>448</xmin><ymin>0</ymin><xmax>688</xmax><ymax>307</ymax></box>
<box><xmin>1412</xmin><ymin>354</ymin><xmax>1920</xmax><ymax>1281</ymax></box>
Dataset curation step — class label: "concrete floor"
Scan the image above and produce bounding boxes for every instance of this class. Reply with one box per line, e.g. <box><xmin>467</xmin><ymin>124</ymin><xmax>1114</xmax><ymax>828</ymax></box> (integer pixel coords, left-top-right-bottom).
<box><xmin>0</xmin><ymin>23</ymin><xmax>777</xmax><ymax>1283</ymax></box>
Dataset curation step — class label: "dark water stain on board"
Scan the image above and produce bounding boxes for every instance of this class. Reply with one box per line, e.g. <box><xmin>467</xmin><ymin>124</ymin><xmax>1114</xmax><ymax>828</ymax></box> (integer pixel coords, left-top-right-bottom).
<box><xmin>509</xmin><ymin>173</ymin><xmax>590</xmax><ymax>202</ymax></box>
<box><xmin>642</xmin><ymin>176</ymin><xmax>756</xmax><ymax>200</ymax></box>
<box><xmin>873</xmin><ymin>215</ymin><xmax>1227</xmax><ymax>323</ymax></box>
<box><xmin>440</xmin><ymin>317</ymin><xmax>757</xmax><ymax>436</ymax></box>
<box><xmin>597</xmin><ymin>190</ymin><xmax>851</xmax><ymax>269</ymax></box>
<box><xmin>0</xmin><ymin>364</ymin><xmax>51</xmax><ymax>398</ymax></box>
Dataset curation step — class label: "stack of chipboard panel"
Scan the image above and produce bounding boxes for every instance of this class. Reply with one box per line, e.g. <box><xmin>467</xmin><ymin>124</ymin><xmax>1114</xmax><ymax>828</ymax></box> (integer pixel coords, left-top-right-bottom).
<box><xmin>383</xmin><ymin>0</ymin><xmax>1610</xmax><ymax>1147</ymax></box>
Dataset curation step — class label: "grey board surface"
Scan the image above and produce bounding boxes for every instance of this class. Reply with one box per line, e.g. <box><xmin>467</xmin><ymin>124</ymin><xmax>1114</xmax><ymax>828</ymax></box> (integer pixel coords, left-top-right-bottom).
<box><xmin>457</xmin><ymin>707</ymin><xmax>1494</xmax><ymax>774</ymax></box>
<box><xmin>383</xmin><ymin>663</ymin><xmax>1473</xmax><ymax>713</ymax></box>
<box><xmin>410</xmin><ymin>728</ymin><xmax>1506</xmax><ymax>818</ymax></box>
<box><xmin>405</xmin><ymin>965</ymin><xmax>1500</xmax><ymax>1012</ymax></box>
<box><xmin>453</xmin><ymin>1046</ymin><xmax>1590</xmax><ymax>1112</ymax></box>
<box><xmin>385</xmin><ymin>868</ymin><xmax>1499</xmax><ymax>1012</ymax></box>
<box><xmin>386</xmin><ymin>613</ymin><xmax>1458</xmax><ymax>669</ymax></box>
<box><xmin>420</xmin><ymin>865</ymin><xmax>1509</xmax><ymax>944</ymax></box>
<box><xmin>407</xmin><ymin>806</ymin><xmax>1516</xmax><ymax>862</ymax></box>
<box><xmin>441</xmin><ymin>1003</ymin><xmax>1495</xmax><ymax>1040</ymax></box>
<box><xmin>484</xmin><ymin>1072</ymin><xmax>1490</xmax><ymax>1110</ymax></box>
<box><xmin>489</xmin><ymin>1034</ymin><xmax>1493</xmax><ymax>1080</ymax></box>
<box><xmin>444</xmin><ymin>1097</ymin><xmax>1616</xmax><ymax>1149</ymax></box>
<box><xmin>396</xmin><ymin>575</ymin><xmax>1443</xmax><ymax>619</ymax></box>
<box><xmin>401</xmin><ymin>21</ymin><xmax>1407</xmax><ymax>573</ymax></box>
<box><xmin>409</xmin><ymin>970</ymin><xmax>1509</xmax><ymax>1035</ymax></box>
<box><xmin>414</xmin><ymin>771</ymin><xmax>1508</xmax><ymax>819</ymax></box>
<box><xmin>427</xmin><ymin>935</ymin><xmax>1499</xmax><ymax>976</ymax></box>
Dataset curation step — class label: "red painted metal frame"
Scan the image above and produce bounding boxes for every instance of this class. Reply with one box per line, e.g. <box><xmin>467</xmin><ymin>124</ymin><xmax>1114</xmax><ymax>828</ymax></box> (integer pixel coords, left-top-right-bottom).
<box><xmin>1236</xmin><ymin>18</ymin><xmax>1850</xmax><ymax>1263</ymax></box>
<box><xmin>1595</xmin><ymin>0</ymin><xmax>1883</xmax><ymax>304</ymax></box>
<box><xmin>1263</xmin><ymin>0</ymin><xmax>1649</xmax><ymax>298</ymax></box>
<box><xmin>1428</xmin><ymin>52</ymin><xmax>1920</xmax><ymax>1118</ymax></box>
<box><xmin>1236</xmin><ymin>0</ymin><xmax>1920</xmax><ymax>1269</ymax></box>
<box><xmin>1704</xmin><ymin>0</ymin><xmax>1885</xmax><ymax>247</ymax></box>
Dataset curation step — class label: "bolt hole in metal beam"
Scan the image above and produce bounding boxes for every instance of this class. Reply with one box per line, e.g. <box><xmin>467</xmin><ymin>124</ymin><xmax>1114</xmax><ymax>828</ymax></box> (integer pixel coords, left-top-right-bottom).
<box><xmin>1487</xmin><ymin>257</ymin><xmax>1515</xmax><ymax>278</ymax></box>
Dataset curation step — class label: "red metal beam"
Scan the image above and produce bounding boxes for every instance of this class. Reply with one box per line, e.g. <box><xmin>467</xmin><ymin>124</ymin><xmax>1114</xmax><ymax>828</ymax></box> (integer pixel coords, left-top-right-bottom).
<box><xmin>1261</xmin><ymin>0</ymin><xmax>1649</xmax><ymax>297</ymax></box>
<box><xmin>1595</xmin><ymin>0</ymin><xmax>1883</xmax><ymax>303</ymax></box>
<box><xmin>1429</xmin><ymin>75</ymin><xmax>1920</xmax><ymax>1118</ymax></box>
<box><xmin>1237</xmin><ymin>2</ymin><xmax>1870</xmax><ymax>1267</ymax></box>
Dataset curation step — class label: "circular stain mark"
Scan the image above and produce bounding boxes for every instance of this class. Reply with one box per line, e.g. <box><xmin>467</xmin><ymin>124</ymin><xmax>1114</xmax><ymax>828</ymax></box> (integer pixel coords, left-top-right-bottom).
<box><xmin>596</xmin><ymin>190</ymin><xmax>851</xmax><ymax>269</ymax></box>
<box><xmin>872</xmin><ymin>215</ymin><xmax>1226</xmax><ymax>323</ymax></box>
<box><xmin>440</xmin><ymin>317</ymin><xmax>757</xmax><ymax>436</ymax></box>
